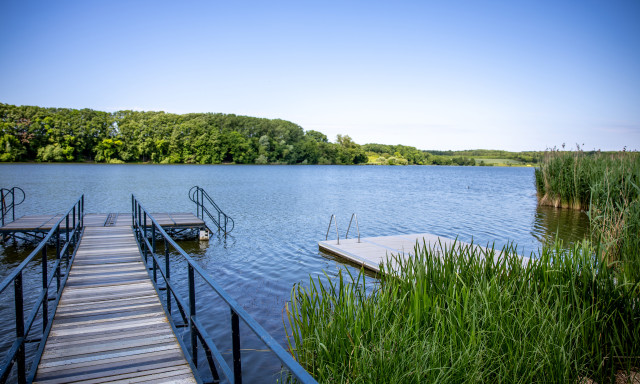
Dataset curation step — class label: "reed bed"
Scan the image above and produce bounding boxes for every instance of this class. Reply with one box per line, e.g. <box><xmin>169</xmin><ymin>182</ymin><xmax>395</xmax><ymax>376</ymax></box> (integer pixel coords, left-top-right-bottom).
<box><xmin>534</xmin><ymin>150</ymin><xmax>640</xmax><ymax>278</ymax></box>
<box><xmin>534</xmin><ymin>150</ymin><xmax>639</xmax><ymax>210</ymax></box>
<box><xmin>286</xmin><ymin>241</ymin><xmax>640</xmax><ymax>383</ymax></box>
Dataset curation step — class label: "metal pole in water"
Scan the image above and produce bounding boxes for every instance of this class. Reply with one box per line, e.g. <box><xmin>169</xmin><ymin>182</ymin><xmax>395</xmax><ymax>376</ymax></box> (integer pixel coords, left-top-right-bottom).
<box><xmin>231</xmin><ymin>309</ymin><xmax>242</xmax><ymax>384</ymax></box>
<box><xmin>56</xmin><ymin>227</ymin><xmax>61</xmax><ymax>293</ymax></box>
<box><xmin>41</xmin><ymin>246</ymin><xmax>48</xmax><ymax>333</ymax></box>
<box><xmin>165</xmin><ymin>237</ymin><xmax>171</xmax><ymax>314</ymax></box>
<box><xmin>14</xmin><ymin>273</ymin><xmax>26</xmax><ymax>384</ymax></box>
<box><xmin>188</xmin><ymin>265</ymin><xmax>197</xmax><ymax>366</ymax></box>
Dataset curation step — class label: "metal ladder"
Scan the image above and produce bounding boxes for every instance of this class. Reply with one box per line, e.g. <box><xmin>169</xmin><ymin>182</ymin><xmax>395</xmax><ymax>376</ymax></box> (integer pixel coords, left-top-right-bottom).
<box><xmin>188</xmin><ymin>186</ymin><xmax>234</xmax><ymax>236</ymax></box>
<box><xmin>326</xmin><ymin>213</ymin><xmax>360</xmax><ymax>244</ymax></box>
<box><xmin>1</xmin><ymin>186</ymin><xmax>25</xmax><ymax>227</ymax></box>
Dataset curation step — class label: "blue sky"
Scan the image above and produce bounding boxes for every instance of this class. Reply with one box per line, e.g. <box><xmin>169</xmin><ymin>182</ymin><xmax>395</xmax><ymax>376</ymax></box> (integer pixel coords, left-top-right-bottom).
<box><xmin>1</xmin><ymin>1</ymin><xmax>638</xmax><ymax>151</ymax></box>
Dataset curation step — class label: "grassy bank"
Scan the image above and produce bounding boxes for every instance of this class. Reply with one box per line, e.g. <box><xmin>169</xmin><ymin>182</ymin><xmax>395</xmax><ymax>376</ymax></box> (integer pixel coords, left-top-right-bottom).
<box><xmin>285</xmin><ymin>149</ymin><xmax>639</xmax><ymax>383</ymax></box>
<box><xmin>286</xmin><ymin>241</ymin><xmax>639</xmax><ymax>383</ymax></box>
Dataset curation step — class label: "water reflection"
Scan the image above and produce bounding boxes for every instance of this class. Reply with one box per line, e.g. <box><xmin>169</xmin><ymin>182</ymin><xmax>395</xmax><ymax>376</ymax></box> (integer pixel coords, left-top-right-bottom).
<box><xmin>531</xmin><ymin>205</ymin><xmax>590</xmax><ymax>245</ymax></box>
<box><xmin>0</xmin><ymin>164</ymin><xmax>596</xmax><ymax>382</ymax></box>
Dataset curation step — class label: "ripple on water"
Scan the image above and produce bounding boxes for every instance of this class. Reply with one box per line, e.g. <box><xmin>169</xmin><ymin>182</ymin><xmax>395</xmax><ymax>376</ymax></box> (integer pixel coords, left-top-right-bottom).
<box><xmin>0</xmin><ymin>164</ymin><xmax>590</xmax><ymax>382</ymax></box>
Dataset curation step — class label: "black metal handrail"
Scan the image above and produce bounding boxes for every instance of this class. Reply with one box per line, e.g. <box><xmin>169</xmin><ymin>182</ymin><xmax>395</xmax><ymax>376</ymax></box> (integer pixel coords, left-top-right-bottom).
<box><xmin>188</xmin><ymin>186</ymin><xmax>234</xmax><ymax>236</ymax></box>
<box><xmin>0</xmin><ymin>195</ymin><xmax>84</xmax><ymax>384</ymax></box>
<box><xmin>1</xmin><ymin>187</ymin><xmax>26</xmax><ymax>226</ymax></box>
<box><xmin>131</xmin><ymin>195</ymin><xmax>316</xmax><ymax>384</ymax></box>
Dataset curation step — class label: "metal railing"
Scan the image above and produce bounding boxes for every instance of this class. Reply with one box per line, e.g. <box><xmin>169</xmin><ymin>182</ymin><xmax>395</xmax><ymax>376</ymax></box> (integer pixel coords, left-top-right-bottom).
<box><xmin>346</xmin><ymin>213</ymin><xmax>361</xmax><ymax>243</ymax></box>
<box><xmin>131</xmin><ymin>195</ymin><xmax>316</xmax><ymax>384</ymax></box>
<box><xmin>0</xmin><ymin>196</ymin><xmax>84</xmax><ymax>384</ymax></box>
<box><xmin>1</xmin><ymin>187</ymin><xmax>26</xmax><ymax>227</ymax></box>
<box><xmin>325</xmin><ymin>214</ymin><xmax>340</xmax><ymax>244</ymax></box>
<box><xmin>189</xmin><ymin>186</ymin><xmax>234</xmax><ymax>236</ymax></box>
<box><xmin>326</xmin><ymin>214</ymin><xmax>361</xmax><ymax>244</ymax></box>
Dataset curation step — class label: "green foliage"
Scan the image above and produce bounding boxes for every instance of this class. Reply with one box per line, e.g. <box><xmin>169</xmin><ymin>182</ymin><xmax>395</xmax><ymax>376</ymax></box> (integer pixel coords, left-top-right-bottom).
<box><xmin>363</xmin><ymin>143</ymin><xmax>427</xmax><ymax>165</ymax></box>
<box><xmin>0</xmin><ymin>103</ymin><xmax>369</xmax><ymax>165</ymax></box>
<box><xmin>535</xmin><ymin>150</ymin><xmax>640</xmax><ymax>277</ymax></box>
<box><xmin>287</xmin><ymin>240</ymin><xmax>639</xmax><ymax>383</ymax></box>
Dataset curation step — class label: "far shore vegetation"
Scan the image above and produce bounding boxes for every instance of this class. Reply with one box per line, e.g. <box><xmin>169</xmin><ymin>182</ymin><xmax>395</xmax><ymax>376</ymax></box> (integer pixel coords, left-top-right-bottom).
<box><xmin>287</xmin><ymin>150</ymin><xmax>640</xmax><ymax>383</ymax></box>
<box><xmin>1</xmin><ymin>102</ymin><xmax>548</xmax><ymax>166</ymax></box>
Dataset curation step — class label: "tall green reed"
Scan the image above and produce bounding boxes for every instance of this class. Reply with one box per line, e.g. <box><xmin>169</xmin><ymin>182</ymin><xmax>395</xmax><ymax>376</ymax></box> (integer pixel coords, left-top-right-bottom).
<box><xmin>286</xmin><ymin>240</ymin><xmax>639</xmax><ymax>383</ymax></box>
<box><xmin>535</xmin><ymin>149</ymin><xmax>640</xmax><ymax>278</ymax></box>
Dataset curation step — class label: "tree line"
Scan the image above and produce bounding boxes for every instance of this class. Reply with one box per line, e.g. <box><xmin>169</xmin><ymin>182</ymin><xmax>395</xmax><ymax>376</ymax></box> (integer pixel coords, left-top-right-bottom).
<box><xmin>0</xmin><ymin>103</ymin><xmax>367</xmax><ymax>164</ymax></box>
<box><xmin>1</xmin><ymin>103</ymin><xmax>541</xmax><ymax>166</ymax></box>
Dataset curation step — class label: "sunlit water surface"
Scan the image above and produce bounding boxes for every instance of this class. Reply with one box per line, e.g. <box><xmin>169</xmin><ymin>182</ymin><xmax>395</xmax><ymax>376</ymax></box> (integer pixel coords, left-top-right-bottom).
<box><xmin>0</xmin><ymin>164</ymin><xmax>589</xmax><ymax>382</ymax></box>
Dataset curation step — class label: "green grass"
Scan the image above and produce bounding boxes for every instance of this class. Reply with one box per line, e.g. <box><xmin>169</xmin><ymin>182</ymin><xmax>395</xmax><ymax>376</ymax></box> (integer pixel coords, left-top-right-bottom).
<box><xmin>286</xmin><ymin>240</ymin><xmax>640</xmax><ymax>383</ymax></box>
<box><xmin>475</xmin><ymin>158</ymin><xmax>525</xmax><ymax>166</ymax></box>
<box><xmin>534</xmin><ymin>150</ymin><xmax>640</xmax><ymax>279</ymax></box>
<box><xmin>285</xmin><ymin>150</ymin><xmax>640</xmax><ymax>383</ymax></box>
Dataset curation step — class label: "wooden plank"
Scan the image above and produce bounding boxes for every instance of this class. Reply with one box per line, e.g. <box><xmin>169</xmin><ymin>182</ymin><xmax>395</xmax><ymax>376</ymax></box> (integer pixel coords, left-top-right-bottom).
<box><xmin>1</xmin><ymin>212</ymin><xmax>202</xmax><ymax>232</ymax></box>
<box><xmin>34</xmin><ymin>225</ymin><xmax>195</xmax><ymax>383</ymax></box>
<box><xmin>34</xmin><ymin>359</ymin><xmax>190</xmax><ymax>384</ymax></box>
<box><xmin>38</xmin><ymin>344</ymin><xmax>181</xmax><ymax>369</ymax></box>
<box><xmin>35</xmin><ymin>349</ymin><xmax>186</xmax><ymax>375</ymax></box>
<box><xmin>40</xmin><ymin>336</ymin><xmax>180</xmax><ymax>359</ymax></box>
<box><xmin>44</xmin><ymin>323</ymin><xmax>172</xmax><ymax>347</ymax></box>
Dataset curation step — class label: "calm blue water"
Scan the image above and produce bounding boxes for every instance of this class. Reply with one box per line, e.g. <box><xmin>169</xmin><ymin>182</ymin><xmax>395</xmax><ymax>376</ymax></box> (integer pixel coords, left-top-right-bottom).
<box><xmin>0</xmin><ymin>164</ymin><xmax>589</xmax><ymax>382</ymax></box>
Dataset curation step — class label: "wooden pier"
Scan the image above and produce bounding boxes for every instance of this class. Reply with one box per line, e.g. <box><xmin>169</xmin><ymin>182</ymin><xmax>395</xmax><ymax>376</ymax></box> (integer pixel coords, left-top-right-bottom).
<box><xmin>33</xmin><ymin>221</ymin><xmax>196</xmax><ymax>383</ymax></box>
<box><xmin>319</xmin><ymin>233</ymin><xmax>526</xmax><ymax>273</ymax></box>
<box><xmin>0</xmin><ymin>212</ymin><xmax>205</xmax><ymax>233</ymax></box>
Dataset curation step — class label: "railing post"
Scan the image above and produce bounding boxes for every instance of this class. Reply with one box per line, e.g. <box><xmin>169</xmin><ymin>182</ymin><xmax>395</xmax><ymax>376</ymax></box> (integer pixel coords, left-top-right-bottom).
<box><xmin>12</xmin><ymin>188</ymin><xmax>16</xmax><ymax>223</ymax></box>
<box><xmin>199</xmin><ymin>188</ymin><xmax>203</xmax><ymax>219</ymax></box>
<box><xmin>65</xmin><ymin>214</ymin><xmax>70</xmax><ymax>264</ymax></box>
<box><xmin>14</xmin><ymin>273</ymin><xmax>26</xmax><ymax>384</ymax></box>
<box><xmin>143</xmin><ymin>212</ymin><xmax>148</xmax><ymax>263</ymax></box>
<box><xmin>56</xmin><ymin>227</ymin><xmax>61</xmax><ymax>292</ymax></box>
<box><xmin>41</xmin><ymin>246</ymin><xmax>48</xmax><ymax>333</ymax></box>
<box><xmin>1</xmin><ymin>189</ymin><xmax>5</xmax><ymax>226</ymax></box>
<box><xmin>81</xmin><ymin>195</ymin><xmax>84</xmax><ymax>228</ymax></box>
<box><xmin>138</xmin><ymin>203</ymin><xmax>142</xmax><ymax>240</ymax></box>
<box><xmin>73</xmin><ymin>205</ymin><xmax>76</xmax><ymax>231</ymax></box>
<box><xmin>188</xmin><ymin>265</ymin><xmax>197</xmax><ymax>366</ymax></box>
<box><xmin>231</xmin><ymin>309</ymin><xmax>242</xmax><ymax>384</ymax></box>
<box><xmin>165</xmin><ymin>237</ymin><xmax>171</xmax><ymax>314</ymax></box>
<box><xmin>152</xmin><ymin>224</ymin><xmax>157</xmax><ymax>281</ymax></box>
<box><xmin>1</xmin><ymin>190</ymin><xmax>4</xmax><ymax>227</ymax></box>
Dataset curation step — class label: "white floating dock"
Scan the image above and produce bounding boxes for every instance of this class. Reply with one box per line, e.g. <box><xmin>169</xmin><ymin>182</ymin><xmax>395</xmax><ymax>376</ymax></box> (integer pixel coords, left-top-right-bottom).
<box><xmin>319</xmin><ymin>233</ymin><xmax>521</xmax><ymax>273</ymax></box>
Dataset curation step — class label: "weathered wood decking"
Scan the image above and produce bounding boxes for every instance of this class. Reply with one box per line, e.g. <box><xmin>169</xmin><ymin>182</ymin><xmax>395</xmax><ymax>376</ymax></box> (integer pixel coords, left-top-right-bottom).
<box><xmin>0</xmin><ymin>213</ymin><xmax>204</xmax><ymax>233</ymax></box>
<box><xmin>34</xmin><ymin>223</ymin><xmax>195</xmax><ymax>383</ymax></box>
<box><xmin>320</xmin><ymin>233</ymin><xmax>530</xmax><ymax>273</ymax></box>
<box><xmin>319</xmin><ymin>233</ymin><xmax>448</xmax><ymax>272</ymax></box>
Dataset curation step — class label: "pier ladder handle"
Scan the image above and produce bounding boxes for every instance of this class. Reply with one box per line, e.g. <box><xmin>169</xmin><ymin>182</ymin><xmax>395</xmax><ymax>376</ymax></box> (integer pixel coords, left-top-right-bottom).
<box><xmin>325</xmin><ymin>214</ymin><xmax>340</xmax><ymax>245</ymax></box>
<box><xmin>346</xmin><ymin>213</ymin><xmax>361</xmax><ymax>243</ymax></box>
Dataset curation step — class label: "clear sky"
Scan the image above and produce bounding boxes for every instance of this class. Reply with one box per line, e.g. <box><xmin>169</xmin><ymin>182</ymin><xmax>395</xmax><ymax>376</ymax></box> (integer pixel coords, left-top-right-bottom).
<box><xmin>1</xmin><ymin>0</ymin><xmax>638</xmax><ymax>151</ymax></box>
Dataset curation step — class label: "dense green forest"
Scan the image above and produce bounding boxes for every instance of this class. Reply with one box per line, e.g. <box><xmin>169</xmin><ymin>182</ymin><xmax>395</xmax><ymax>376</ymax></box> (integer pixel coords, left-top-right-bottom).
<box><xmin>0</xmin><ymin>103</ymin><xmax>368</xmax><ymax>164</ymax></box>
<box><xmin>1</xmin><ymin>103</ymin><xmax>540</xmax><ymax>165</ymax></box>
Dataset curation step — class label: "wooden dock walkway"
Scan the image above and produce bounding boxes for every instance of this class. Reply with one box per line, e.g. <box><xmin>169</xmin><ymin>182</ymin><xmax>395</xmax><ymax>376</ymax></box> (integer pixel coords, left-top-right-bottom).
<box><xmin>319</xmin><ymin>233</ymin><xmax>526</xmax><ymax>273</ymax></box>
<box><xmin>0</xmin><ymin>212</ymin><xmax>205</xmax><ymax>233</ymax></box>
<box><xmin>34</xmin><ymin>222</ymin><xmax>196</xmax><ymax>383</ymax></box>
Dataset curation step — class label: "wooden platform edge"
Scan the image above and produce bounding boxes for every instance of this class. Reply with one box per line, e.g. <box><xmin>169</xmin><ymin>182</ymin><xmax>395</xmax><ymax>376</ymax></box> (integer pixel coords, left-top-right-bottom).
<box><xmin>318</xmin><ymin>240</ymin><xmax>381</xmax><ymax>272</ymax></box>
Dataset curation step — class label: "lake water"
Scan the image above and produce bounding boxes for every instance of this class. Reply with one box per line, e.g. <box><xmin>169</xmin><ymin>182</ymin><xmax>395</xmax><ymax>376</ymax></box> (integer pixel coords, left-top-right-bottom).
<box><xmin>0</xmin><ymin>164</ymin><xmax>589</xmax><ymax>382</ymax></box>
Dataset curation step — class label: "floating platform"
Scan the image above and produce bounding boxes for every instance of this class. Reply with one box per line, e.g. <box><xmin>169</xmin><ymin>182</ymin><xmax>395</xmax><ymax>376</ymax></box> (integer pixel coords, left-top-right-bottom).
<box><xmin>0</xmin><ymin>212</ymin><xmax>206</xmax><ymax>233</ymax></box>
<box><xmin>34</xmin><ymin>223</ymin><xmax>196</xmax><ymax>383</ymax></box>
<box><xmin>319</xmin><ymin>233</ymin><xmax>504</xmax><ymax>273</ymax></box>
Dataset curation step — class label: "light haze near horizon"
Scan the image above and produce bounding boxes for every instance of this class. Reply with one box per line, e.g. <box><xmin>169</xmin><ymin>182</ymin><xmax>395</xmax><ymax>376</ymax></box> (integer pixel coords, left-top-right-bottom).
<box><xmin>1</xmin><ymin>1</ymin><xmax>638</xmax><ymax>152</ymax></box>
